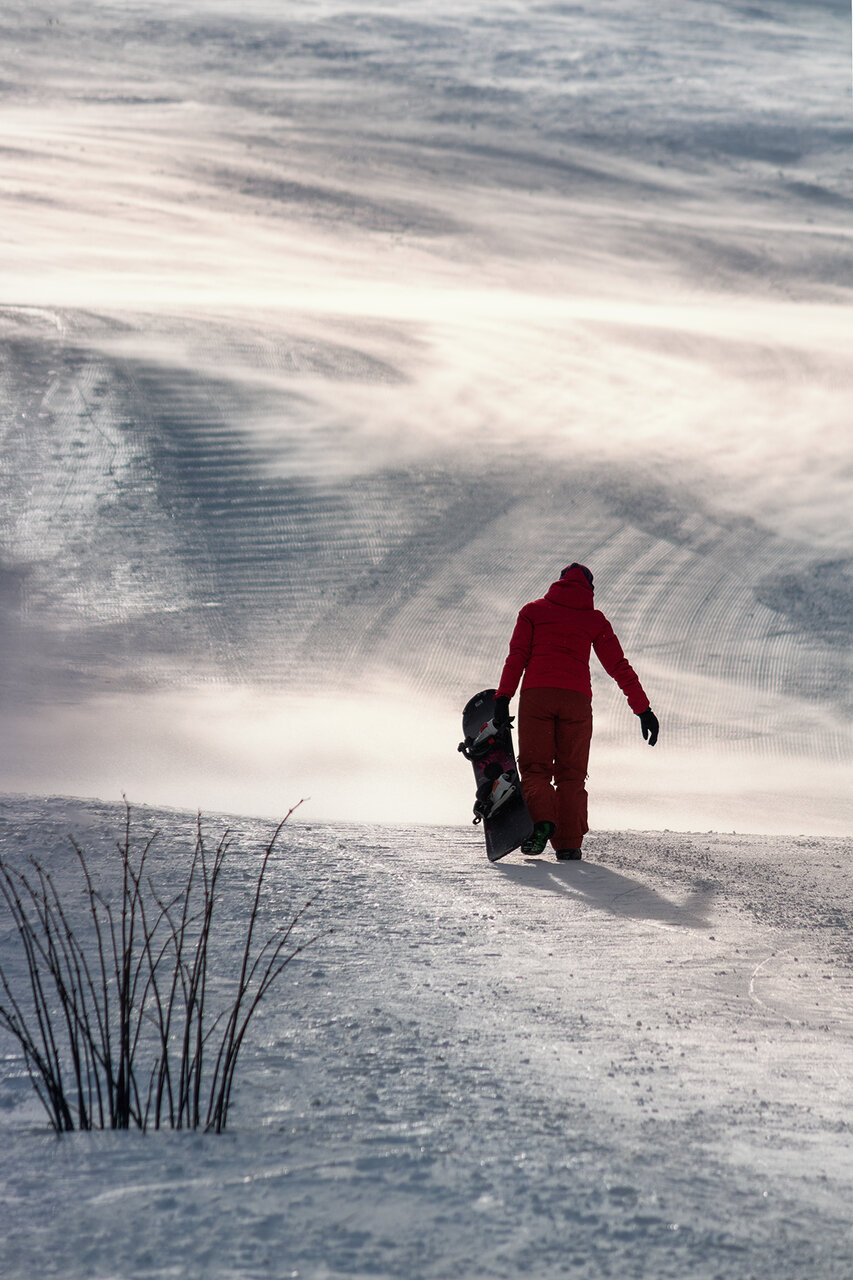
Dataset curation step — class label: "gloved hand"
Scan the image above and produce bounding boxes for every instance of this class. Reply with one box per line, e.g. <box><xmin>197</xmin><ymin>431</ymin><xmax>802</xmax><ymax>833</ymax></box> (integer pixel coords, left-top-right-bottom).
<box><xmin>638</xmin><ymin>708</ymin><xmax>659</xmax><ymax>746</ymax></box>
<box><xmin>493</xmin><ymin>695</ymin><xmax>511</xmax><ymax>728</ymax></box>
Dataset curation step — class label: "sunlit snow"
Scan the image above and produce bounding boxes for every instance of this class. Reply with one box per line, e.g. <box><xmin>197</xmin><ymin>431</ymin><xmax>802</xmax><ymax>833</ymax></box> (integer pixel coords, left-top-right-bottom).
<box><xmin>1</xmin><ymin>3</ymin><xmax>853</xmax><ymax>1274</ymax></box>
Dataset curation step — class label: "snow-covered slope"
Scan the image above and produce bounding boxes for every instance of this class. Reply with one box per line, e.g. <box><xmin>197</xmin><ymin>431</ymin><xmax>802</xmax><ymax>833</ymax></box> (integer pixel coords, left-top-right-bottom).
<box><xmin>2</xmin><ymin>796</ymin><xmax>852</xmax><ymax>1278</ymax></box>
<box><xmin>0</xmin><ymin>0</ymin><xmax>851</xmax><ymax>831</ymax></box>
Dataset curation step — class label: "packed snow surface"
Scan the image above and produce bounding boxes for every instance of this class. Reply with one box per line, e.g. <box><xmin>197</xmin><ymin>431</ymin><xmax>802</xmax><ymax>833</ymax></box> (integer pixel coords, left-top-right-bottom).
<box><xmin>1</xmin><ymin>796</ymin><xmax>852</xmax><ymax>1278</ymax></box>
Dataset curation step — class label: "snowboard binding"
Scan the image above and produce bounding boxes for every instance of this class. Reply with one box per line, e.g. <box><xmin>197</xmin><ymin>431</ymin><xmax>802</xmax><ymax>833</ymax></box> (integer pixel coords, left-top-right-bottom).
<box><xmin>457</xmin><ymin>714</ymin><xmax>512</xmax><ymax>762</ymax></box>
<box><xmin>472</xmin><ymin>765</ymin><xmax>520</xmax><ymax>823</ymax></box>
<box><xmin>460</xmin><ymin>707</ymin><xmax>522</xmax><ymax>823</ymax></box>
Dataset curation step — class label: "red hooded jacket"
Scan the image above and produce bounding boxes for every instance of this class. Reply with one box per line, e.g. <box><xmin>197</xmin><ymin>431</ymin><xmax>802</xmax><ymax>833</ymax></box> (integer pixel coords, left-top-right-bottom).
<box><xmin>496</xmin><ymin>566</ymin><xmax>649</xmax><ymax>714</ymax></box>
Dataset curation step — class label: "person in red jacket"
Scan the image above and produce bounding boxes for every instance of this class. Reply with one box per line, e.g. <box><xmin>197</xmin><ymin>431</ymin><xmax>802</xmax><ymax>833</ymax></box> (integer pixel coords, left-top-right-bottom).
<box><xmin>494</xmin><ymin>563</ymin><xmax>658</xmax><ymax>859</ymax></box>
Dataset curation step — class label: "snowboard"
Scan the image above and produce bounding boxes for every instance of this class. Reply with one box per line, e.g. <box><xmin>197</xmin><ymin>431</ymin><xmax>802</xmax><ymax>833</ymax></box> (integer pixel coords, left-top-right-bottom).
<box><xmin>458</xmin><ymin>688</ymin><xmax>533</xmax><ymax>862</ymax></box>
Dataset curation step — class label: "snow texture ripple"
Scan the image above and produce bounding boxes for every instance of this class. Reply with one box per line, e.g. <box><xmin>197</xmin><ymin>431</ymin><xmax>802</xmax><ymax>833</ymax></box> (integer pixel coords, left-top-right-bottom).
<box><xmin>0</xmin><ymin>0</ymin><xmax>851</xmax><ymax>832</ymax></box>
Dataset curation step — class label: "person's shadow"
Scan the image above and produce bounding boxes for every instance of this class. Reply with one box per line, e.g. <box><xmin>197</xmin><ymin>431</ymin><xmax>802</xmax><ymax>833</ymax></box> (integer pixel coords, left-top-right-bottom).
<box><xmin>497</xmin><ymin>858</ymin><xmax>714</xmax><ymax>930</ymax></box>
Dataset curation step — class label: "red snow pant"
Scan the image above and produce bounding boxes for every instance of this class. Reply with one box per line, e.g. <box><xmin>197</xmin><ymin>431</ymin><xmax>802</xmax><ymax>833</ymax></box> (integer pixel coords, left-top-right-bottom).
<box><xmin>517</xmin><ymin>688</ymin><xmax>593</xmax><ymax>850</ymax></box>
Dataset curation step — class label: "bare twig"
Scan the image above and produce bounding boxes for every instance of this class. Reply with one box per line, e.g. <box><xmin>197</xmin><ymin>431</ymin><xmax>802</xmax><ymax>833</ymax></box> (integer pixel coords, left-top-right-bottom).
<box><xmin>0</xmin><ymin>800</ymin><xmax>316</xmax><ymax>1133</ymax></box>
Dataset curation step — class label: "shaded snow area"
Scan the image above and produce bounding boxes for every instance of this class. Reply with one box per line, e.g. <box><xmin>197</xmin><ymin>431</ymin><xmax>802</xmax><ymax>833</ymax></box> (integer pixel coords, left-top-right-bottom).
<box><xmin>2</xmin><ymin>797</ymin><xmax>852</xmax><ymax>1279</ymax></box>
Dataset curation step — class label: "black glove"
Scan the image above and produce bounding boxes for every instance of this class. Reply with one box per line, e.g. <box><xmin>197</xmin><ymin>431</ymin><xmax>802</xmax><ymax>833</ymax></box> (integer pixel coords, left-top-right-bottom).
<box><xmin>638</xmin><ymin>708</ymin><xmax>659</xmax><ymax>746</ymax></box>
<box><xmin>493</xmin><ymin>695</ymin><xmax>511</xmax><ymax>729</ymax></box>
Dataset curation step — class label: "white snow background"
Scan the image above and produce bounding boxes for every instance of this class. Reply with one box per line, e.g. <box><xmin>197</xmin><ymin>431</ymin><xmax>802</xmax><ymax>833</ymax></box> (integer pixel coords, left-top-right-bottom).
<box><xmin>1</xmin><ymin>0</ymin><xmax>853</xmax><ymax>1275</ymax></box>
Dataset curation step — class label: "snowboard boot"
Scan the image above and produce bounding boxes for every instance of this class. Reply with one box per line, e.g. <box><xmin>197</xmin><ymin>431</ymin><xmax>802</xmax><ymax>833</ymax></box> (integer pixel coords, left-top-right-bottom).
<box><xmin>521</xmin><ymin>821</ymin><xmax>556</xmax><ymax>856</ymax></box>
<box><xmin>555</xmin><ymin>848</ymin><xmax>582</xmax><ymax>861</ymax></box>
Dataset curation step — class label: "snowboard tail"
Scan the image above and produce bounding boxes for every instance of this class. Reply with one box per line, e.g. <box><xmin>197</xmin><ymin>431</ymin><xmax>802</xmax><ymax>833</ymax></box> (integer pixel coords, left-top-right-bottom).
<box><xmin>459</xmin><ymin>689</ymin><xmax>533</xmax><ymax>861</ymax></box>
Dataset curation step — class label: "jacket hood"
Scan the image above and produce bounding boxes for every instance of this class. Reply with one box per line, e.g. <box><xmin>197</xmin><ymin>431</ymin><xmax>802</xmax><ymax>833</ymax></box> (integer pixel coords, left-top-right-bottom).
<box><xmin>544</xmin><ymin>565</ymin><xmax>594</xmax><ymax>608</ymax></box>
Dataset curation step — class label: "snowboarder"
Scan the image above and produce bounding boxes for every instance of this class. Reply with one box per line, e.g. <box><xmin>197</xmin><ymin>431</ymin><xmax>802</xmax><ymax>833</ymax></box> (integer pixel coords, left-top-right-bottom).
<box><xmin>494</xmin><ymin>563</ymin><xmax>658</xmax><ymax>860</ymax></box>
